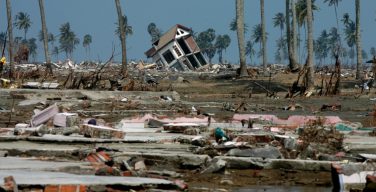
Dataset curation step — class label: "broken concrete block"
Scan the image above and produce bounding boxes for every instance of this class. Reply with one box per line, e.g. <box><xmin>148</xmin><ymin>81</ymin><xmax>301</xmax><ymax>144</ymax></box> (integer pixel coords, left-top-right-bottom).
<box><xmin>15</xmin><ymin>123</ymin><xmax>29</xmax><ymax>129</ymax></box>
<box><xmin>134</xmin><ymin>160</ymin><xmax>147</xmax><ymax>171</ymax></box>
<box><xmin>53</xmin><ymin>113</ymin><xmax>79</xmax><ymax>127</ymax></box>
<box><xmin>31</xmin><ymin>103</ymin><xmax>59</xmax><ymax>127</ymax></box>
<box><xmin>41</xmin><ymin>82</ymin><xmax>60</xmax><ymax>89</ymax></box>
<box><xmin>201</xmin><ymin>158</ymin><xmax>226</xmax><ymax>174</ymax></box>
<box><xmin>191</xmin><ymin>136</ymin><xmax>208</xmax><ymax>147</ymax></box>
<box><xmin>226</xmin><ymin>147</ymin><xmax>282</xmax><ymax>159</ymax></box>
<box><xmin>80</xmin><ymin>124</ymin><xmax>125</xmax><ymax>139</ymax></box>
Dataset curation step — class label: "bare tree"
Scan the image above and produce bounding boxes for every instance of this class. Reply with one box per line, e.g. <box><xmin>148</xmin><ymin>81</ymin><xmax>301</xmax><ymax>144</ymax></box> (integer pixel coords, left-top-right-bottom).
<box><xmin>260</xmin><ymin>0</ymin><xmax>267</xmax><ymax>69</ymax></box>
<box><xmin>6</xmin><ymin>0</ymin><xmax>14</xmax><ymax>79</ymax></box>
<box><xmin>236</xmin><ymin>0</ymin><xmax>247</xmax><ymax>77</ymax></box>
<box><xmin>355</xmin><ymin>0</ymin><xmax>362</xmax><ymax>79</ymax></box>
<box><xmin>39</xmin><ymin>0</ymin><xmax>53</xmax><ymax>75</ymax></box>
<box><xmin>305</xmin><ymin>0</ymin><xmax>314</xmax><ymax>92</ymax></box>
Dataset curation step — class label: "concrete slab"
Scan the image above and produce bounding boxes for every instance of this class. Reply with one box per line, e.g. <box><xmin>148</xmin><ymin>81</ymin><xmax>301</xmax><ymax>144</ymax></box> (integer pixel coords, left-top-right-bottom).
<box><xmin>0</xmin><ymin>169</ymin><xmax>174</xmax><ymax>186</ymax></box>
<box><xmin>0</xmin><ymin>157</ymin><xmax>89</xmax><ymax>171</ymax></box>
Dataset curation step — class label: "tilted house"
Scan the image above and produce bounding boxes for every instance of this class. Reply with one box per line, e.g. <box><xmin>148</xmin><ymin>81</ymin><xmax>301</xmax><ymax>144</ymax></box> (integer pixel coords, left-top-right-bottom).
<box><xmin>145</xmin><ymin>24</ymin><xmax>208</xmax><ymax>71</ymax></box>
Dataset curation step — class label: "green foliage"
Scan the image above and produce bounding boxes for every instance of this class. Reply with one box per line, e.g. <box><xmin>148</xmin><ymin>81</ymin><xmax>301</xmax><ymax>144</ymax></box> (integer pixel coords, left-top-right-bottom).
<box><xmin>245</xmin><ymin>40</ymin><xmax>256</xmax><ymax>64</ymax></box>
<box><xmin>27</xmin><ymin>38</ymin><xmax>37</xmax><ymax>60</ymax></box>
<box><xmin>215</xmin><ymin>34</ymin><xmax>231</xmax><ymax>63</ymax></box>
<box><xmin>147</xmin><ymin>22</ymin><xmax>162</xmax><ymax>42</ymax></box>
<box><xmin>295</xmin><ymin>0</ymin><xmax>319</xmax><ymax>27</ymax></box>
<box><xmin>115</xmin><ymin>15</ymin><xmax>133</xmax><ymax>39</ymax></box>
<box><xmin>83</xmin><ymin>34</ymin><xmax>92</xmax><ymax>48</ymax></box>
<box><xmin>229</xmin><ymin>18</ymin><xmax>248</xmax><ymax>33</ymax></box>
<box><xmin>196</xmin><ymin>28</ymin><xmax>216</xmax><ymax>63</ymax></box>
<box><xmin>59</xmin><ymin>22</ymin><xmax>80</xmax><ymax>58</ymax></box>
<box><xmin>14</xmin><ymin>12</ymin><xmax>32</xmax><ymax>39</ymax></box>
<box><xmin>273</xmin><ymin>12</ymin><xmax>285</xmax><ymax>33</ymax></box>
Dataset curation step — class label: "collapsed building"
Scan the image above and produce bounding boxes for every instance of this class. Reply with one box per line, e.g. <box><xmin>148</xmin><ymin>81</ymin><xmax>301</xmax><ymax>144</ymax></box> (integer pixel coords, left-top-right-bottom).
<box><xmin>145</xmin><ymin>24</ymin><xmax>208</xmax><ymax>71</ymax></box>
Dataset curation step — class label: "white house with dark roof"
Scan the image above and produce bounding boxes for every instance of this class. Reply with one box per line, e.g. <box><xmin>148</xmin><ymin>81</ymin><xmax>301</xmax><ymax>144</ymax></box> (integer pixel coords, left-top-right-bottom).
<box><xmin>145</xmin><ymin>24</ymin><xmax>208</xmax><ymax>71</ymax></box>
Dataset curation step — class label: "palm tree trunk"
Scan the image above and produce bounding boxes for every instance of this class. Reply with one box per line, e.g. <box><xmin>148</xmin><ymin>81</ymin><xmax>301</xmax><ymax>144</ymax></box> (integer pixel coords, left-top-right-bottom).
<box><xmin>6</xmin><ymin>0</ymin><xmax>14</xmax><ymax>79</ymax></box>
<box><xmin>305</xmin><ymin>0</ymin><xmax>314</xmax><ymax>91</ymax></box>
<box><xmin>260</xmin><ymin>0</ymin><xmax>267</xmax><ymax>69</ymax></box>
<box><xmin>39</xmin><ymin>0</ymin><xmax>53</xmax><ymax>76</ymax></box>
<box><xmin>236</xmin><ymin>0</ymin><xmax>247</xmax><ymax>77</ymax></box>
<box><xmin>291</xmin><ymin>0</ymin><xmax>299</xmax><ymax>67</ymax></box>
<box><xmin>115</xmin><ymin>0</ymin><xmax>127</xmax><ymax>76</ymax></box>
<box><xmin>286</xmin><ymin>0</ymin><xmax>299</xmax><ymax>71</ymax></box>
<box><xmin>355</xmin><ymin>0</ymin><xmax>362</xmax><ymax>80</ymax></box>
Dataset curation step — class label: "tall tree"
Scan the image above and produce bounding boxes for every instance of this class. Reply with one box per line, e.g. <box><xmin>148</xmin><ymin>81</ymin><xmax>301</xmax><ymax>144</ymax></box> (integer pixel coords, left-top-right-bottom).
<box><xmin>147</xmin><ymin>22</ymin><xmax>162</xmax><ymax>42</ymax></box>
<box><xmin>59</xmin><ymin>22</ymin><xmax>79</xmax><ymax>59</ymax></box>
<box><xmin>215</xmin><ymin>34</ymin><xmax>231</xmax><ymax>64</ymax></box>
<box><xmin>260</xmin><ymin>0</ymin><xmax>267</xmax><ymax>68</ymax></box>
<box><xmin>15</xmin><ymin>12</ymin><xmax>32</xmax><ymax>40</ymax></box>
<box><xmin>355</xmin><ymin>0</ymin><xmax>362</xmax><ymax>79</ymax></box>
<box><xmin>39</xmin><ymin>0</ymin><xmax>52</xmax><ymax>75</ymax></box>
<box><xmin>83</xmin><ymin>34</ymin><xmax>92</xmax><ymax>59</ymax></box>
<box><xmin>252</xmin><ymin>24</ymin><xmax>268</xmax><ymax>60</ymax></box>
<box><xmin>291</xmin><ymin>0</ymin><xmax>299</xmax><ymax>65</ymax></box>
<box><xmin>235</xmin><ymin>0</ymin><xmax>247</xmax><ymax>77</ymax></box>
<box><xmin>6</xmin><ymin>0</ymin><xmax>14</xmax><ymax>78</ymax></box>
<box><xmin>305</xmin><ymin>0</ymin><xmax>314</xmax><ymax>93</ymax></box>
<box><xmin>115</xmin><ymin>0</ymin><xmax>127</xmax><ymax>76</ymax></box>
<box><xmin>286</xmin><ymin>0</ymin><xmax>300</xmax><ymax>71</ymax></box>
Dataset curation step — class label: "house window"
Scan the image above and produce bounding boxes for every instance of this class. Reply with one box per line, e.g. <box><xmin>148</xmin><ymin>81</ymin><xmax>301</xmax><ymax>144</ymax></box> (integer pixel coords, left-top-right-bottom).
<box><xmin>173</xmin><ymin>45</ymin><xmax>182</xmax><ymax>57</ymax></box>
<box><xmin>162</xmin><ymin>50</ymin><xmax>175</xmax><ymax>64</ymax></box>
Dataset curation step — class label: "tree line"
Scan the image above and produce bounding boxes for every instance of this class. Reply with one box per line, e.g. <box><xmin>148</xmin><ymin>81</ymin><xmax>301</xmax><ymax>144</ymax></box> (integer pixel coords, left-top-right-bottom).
<box><xmin>1</xmin><ymin>0</ymin><xmax>373</xmax><ymax>81</ymax></box>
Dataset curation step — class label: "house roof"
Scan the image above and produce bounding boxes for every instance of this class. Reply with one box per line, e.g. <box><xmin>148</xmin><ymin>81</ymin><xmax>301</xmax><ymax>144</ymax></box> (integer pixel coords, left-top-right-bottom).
<box><xmin>145</xmin><ymin>24</ymin><xmax>191</xmax><ymax>58</ymax></box>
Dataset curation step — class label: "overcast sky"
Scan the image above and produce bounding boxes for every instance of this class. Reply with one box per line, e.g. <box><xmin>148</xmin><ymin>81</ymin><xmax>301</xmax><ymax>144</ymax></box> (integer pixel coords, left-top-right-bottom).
<box><xmin>1</xmin><ymin>0</ymin><xmax>376</xmax><ymax>65</ymax></box>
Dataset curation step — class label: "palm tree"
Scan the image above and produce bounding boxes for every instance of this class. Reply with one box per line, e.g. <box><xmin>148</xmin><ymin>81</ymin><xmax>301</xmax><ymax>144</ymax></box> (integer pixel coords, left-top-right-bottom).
<box><xmin>286</xmin><ymin>0</ymin><xmax>300</xmax><ymax>71</ymax></box>
<box><xmin>38</xmin><ymin>0</ymin><xmax>52</xmax><ymax>75</ymax></box>
<box><xmin>147</xmin><ymin>22</ymin><xmax>162</xmax><ymax>42</ymax></box>
<box><xmin>6</xmin><ymin>0</ymin><xmax>14</xmax><ymax>78</ymax></box>
<box><xmin>236</xmin><ymin>0</ymin><xmax>247</xmax><ymax>77</ymax></box>
<box><xmin>59</xmin><ymin>22</ymin><xmax>79</xmax><ymax>59</ymax></box>
<box><xmin>324</xmin><ymin>0</ymin><xmax>342</xmax><ymax>56</ymax></box>
<box><xmin>305</xmin><ymin>0</ymin><xmax>314</xmax><ymax>93</ymax></box>
<box><xmin>252</xmin><ymin>24</ymin><xmax>268</xmax><ymax>61</ymax></box>
<box><xmin>27</xmin><ymin>38</ymin><xmax>37</xmax><ymax>61</ymax></box>
<box><xmin>273</xmin><ymin>13</ymin><xmax>285</xmax><ymax>39</ymax></box>
<box><xmin>355</xmin><ymin>0</ymin><xmax>362</xmax><ymax>79</ymax></box>
<box><xmin>260</xmin><ymin>0</ymin><xmax>267</xmax><ymax>69</ymax></box>
<box><xmin>115</xmin><ymin>0</ymin><xmax>127</xmax><ymax>76</ymax></box>
<box><xmin>324</xmin><ymin>0</ymin><xmax>342</xmax><ymax>28</ymax></box>
<box><xmin>215</xmin><ymin>34</ymin><xmax>231</xmax><ymax>64</ymax></box>
<box><xmin>196</xmin><ymin>29</ymin><xmax>216</xmax><ymax>64</ymax></box>
<box><xmin>315</xmin><ymin>30</ymin><xmax>330</xmax><ymax>65</ymax></box>
<box><xmin>83</xmin><ymin>34</ymin><xmax>92</xmax><ymax>59</ymax></box>
<box><xmin>246</xmin><ymin>40</ymin><xmax>256</xmax><ymax>65</ymax></box>
<box><xmin>15</xmin><ymin>12</ymin><xmax>32</xmax><ymax>40</ymax></box>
